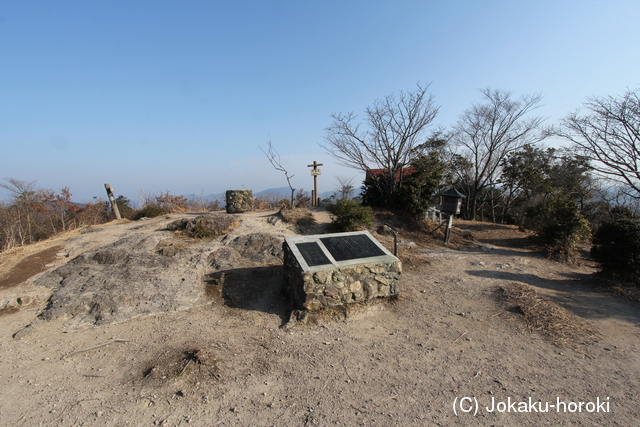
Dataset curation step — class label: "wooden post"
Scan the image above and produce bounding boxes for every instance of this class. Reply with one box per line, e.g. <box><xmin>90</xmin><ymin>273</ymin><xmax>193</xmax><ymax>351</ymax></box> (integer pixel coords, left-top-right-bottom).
<box><xmin>444</xmin><ymin>214</ymin><xmax>453</xmax><ymax>244</ymax></box>
<box><xmin>104</xmin><ymin>183</ymin><xmax>122</xmax><ymax>220</ymax></box>
<box><xmin>384</xmin><ymin>224</ymin><xmax>399</xmax><ymax>256</ymax></box>
<box><xmin>307</xmin><ymin>161</ymin><xmax>323</xmax><ymax>207</ymax></box>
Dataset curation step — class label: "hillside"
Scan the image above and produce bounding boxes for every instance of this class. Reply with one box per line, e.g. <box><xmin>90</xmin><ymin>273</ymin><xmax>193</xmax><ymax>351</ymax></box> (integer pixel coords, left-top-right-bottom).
<box><xmin>0</xmin><ymin>209</ymin><xmax>639</xmax><ymax>425</ymax></box>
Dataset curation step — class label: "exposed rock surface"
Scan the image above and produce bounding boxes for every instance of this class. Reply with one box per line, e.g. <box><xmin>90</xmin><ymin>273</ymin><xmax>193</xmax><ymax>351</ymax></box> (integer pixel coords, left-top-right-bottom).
<box><xmin>28</xmin><ymin>214</ymin><xmax>288</xmax><ymax>326</ymax></box>
<box><xmin>208</xmin><ymin>246</ymin><xmax>241</xmax><ymax>270</ymax></box>
<box><xmin>166</xmin><ymin>213</ymin><xmax>242</xmax><ymax>237</ymax></box>
<box><xmin>34</xmin><ymin>231</ymin><xmax>209</xmax><ymax>326</ymax></box>
<box><xmin>223</xmin><ymin>232</ymin><xmax>284</xmax><ymax>264</ymax></box>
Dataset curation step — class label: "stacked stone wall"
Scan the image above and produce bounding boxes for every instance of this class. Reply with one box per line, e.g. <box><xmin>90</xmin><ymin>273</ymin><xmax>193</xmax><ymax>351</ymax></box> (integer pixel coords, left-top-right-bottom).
<box><xmin>226</xmin><ymin>190</ymin><xmax>254</xmax><ymax>213</ymax></box>
<box><xmin>283</xmin><ymin>242</ymin><xmax>401</xmax><ymax>310</ymax></box>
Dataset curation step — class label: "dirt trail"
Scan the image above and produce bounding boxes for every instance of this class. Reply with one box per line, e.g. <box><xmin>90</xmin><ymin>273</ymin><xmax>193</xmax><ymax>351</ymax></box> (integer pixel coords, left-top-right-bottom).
<box><xmin>0</xmin><ymin>211</ymin><xmax>639</xmax><ymax>426</ymax></box>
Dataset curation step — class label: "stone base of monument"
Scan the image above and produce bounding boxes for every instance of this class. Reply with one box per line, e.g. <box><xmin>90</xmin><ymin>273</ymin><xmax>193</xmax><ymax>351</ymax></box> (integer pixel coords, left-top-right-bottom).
<box><xmin>283</xmin><ymin>231</ymin><xmax>401</xmax><ymax>310</ymax></box>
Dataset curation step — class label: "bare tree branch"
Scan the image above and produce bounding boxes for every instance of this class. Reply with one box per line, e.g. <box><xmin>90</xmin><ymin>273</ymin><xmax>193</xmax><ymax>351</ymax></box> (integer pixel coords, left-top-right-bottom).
<box><xmin>335</xmin><ymin>176</ymin><xmax>356</xmax><ymax>199</ymax></box>
<box><xmin>452</xmin><ymin>88</ymin><xmax>547</xmax><ymax>219</ymax></box>
<box><xmin>320</xmin><ymin>83</ymin><xmax>440</xmax><ymax>206</ymax></box>
<box><xmin>260</xmin><ymin>139</ymin><xmax>296</xmax><ymax>206</ymax></box>
<box><xmin>559</xmin><ymin>88</ymin><xmax>640</xmax><ymax>198</ymax></box>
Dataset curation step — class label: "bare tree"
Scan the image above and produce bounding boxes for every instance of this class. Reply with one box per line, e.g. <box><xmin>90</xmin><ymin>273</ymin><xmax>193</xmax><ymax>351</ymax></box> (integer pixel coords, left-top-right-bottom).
<box><xmin>559</xmin><ymin>88</ymin><xmax>640</xmax><ymax>198</ymax></box>
<box><xmin>321</xmin><ymin>83</ymin><xmax>439</xmax><ymax>206</ymax></box>
<box><xmin>452</xmin><ymin>88</ymin><xmax>547</xmax><ymax>220</ymax></box>
<box><xmin>260</xmin><ymin>139</ymin><xmax>296</xmax><ymax>207</ymax></box>
<box><xmin>0</xmin><ymin>178</ymin><xmax>42</xmax><ymax>245</ymax></box>
<box><xmin>335</xmin><ymin>176</ymin><xmax>355</xmax><ymax>199</ymax></box>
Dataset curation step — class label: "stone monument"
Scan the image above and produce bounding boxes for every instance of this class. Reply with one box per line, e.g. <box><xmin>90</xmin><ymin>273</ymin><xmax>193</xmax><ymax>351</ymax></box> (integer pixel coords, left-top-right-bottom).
<box><xmin>283</xmin><ymin>231</ymin><xmax>401</xmax><ymax>310</ymax></box>
<box><xmin>226</xmin><ymin>190</ymin><xmax>254</xmax><ymax>213</ymax></box>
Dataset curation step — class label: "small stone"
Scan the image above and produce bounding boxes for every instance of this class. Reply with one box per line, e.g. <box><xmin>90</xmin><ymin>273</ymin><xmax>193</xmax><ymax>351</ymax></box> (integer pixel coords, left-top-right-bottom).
<box><xmin>374</xmin><ymin>276</ymin><xmax>390</xmax><ymax>285</ymax></box>
<box><xmin>313</xmin><ymin>271</ymin><xmax>331</xmax><ymax>284</ymax></box>
<box><xmin>349</xmin><ymin>281</ymin><xmax>362</xmax><ymax>293</ymax></box>
<box><xmin>369</xmin><ymin>266</ymin><xmax>385</xmax><ymax>274</ymax></box>
<box><xmin>332</xmin><ymin>271</ymin><xmax>346</xmax><ymax>282</ymax></box>
<box><xmin>17</xmin><ymin>296</ymin><xmax>33</xmax><ymax>306</ymax></box>
<box><xmin>324</xmin><ymin>287</ymin><xmax>339</xmax><ymax>297</ymax></box>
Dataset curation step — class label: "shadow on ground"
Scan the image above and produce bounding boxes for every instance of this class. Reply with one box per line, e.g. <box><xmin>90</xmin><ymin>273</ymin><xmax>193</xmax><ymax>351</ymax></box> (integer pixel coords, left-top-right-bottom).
<box><xmin>456</xmin><ymin>221</ymin><xmax>536</xmax><ymax>250</ymax></box>
<box><xmin>204</xmin><ymin>265</ymin><xmax>291</xmax><ymax>322</ymax></box>
<box><xmin>466</xmin><ymin>269</ymin><xmax>640</xmax><ymax>326</ymax></box>
<box><xmin>458</xmin><ymin>244</ymin><xmax>546</xmax><ymax>259</ymax></box>
<box><xmin>0</xmin><ymin>246</ymin><xmax>62</xmax><ymax>290</ymax></box>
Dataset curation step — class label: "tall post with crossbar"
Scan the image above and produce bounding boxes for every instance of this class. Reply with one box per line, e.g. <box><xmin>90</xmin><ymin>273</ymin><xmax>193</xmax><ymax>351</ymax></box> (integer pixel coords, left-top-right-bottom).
<box><xmin>307</xmin><ymin>161</ymin><xmax>323</xmax><ymax>207</ymax></box>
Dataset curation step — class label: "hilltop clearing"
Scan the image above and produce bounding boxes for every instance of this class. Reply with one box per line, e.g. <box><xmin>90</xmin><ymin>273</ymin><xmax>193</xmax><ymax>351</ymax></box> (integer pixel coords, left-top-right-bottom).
<box><xmin>0</xmin><ymin>209</ymin><xmax>639</xmax><ymax>426</ymax></box>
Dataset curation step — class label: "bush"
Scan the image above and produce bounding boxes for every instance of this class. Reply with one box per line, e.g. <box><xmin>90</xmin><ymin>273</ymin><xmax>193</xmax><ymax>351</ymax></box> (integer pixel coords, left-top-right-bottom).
<box><xmin>115</xmin><ymin>195</ymin><xmax>135</xmax><ymax>219</ymax></box>
<box><xmin>207</xmin><ymin>200</ymin><xmax>222</xmax><ymax>211</ymax></box>
<box><xmin>591</xmin><ymin>219</ymin><xmax>640</xmax><ymax>284</ymax></box>
<box><xmin>294</xmin><ymin>192</ymin><xmax>312</xmax><ymax>208</ymax></box>
<box><xmin>326</xmin><ymin>198</ymin><xmax>374</xmax><ymax>232</ymax></box>
<box><xmin>155</xmin><ymin>191</ymin><xmax>189</xmax><ymax>212</ymax></box>
<box><xmin>132</xmin><ymin>203</ymin><xmax>169</xmax><ymax>220</ymax></box>
<box><xmin>533</xmin><ymin>196</ymin><xmax>591</xmax><ymax>262</ymax></box>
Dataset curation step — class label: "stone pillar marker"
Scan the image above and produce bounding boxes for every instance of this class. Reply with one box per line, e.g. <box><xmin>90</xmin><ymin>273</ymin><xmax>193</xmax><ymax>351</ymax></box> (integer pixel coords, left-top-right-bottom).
<box><xmin>226</xmin><ymin>190</ymin><xmax>254</xmax><ymax>213</ymax></box>
<box><xmin>307</xmin><ymin>161</ymin><xmax>323</xmax><ymax>207</ymax></box>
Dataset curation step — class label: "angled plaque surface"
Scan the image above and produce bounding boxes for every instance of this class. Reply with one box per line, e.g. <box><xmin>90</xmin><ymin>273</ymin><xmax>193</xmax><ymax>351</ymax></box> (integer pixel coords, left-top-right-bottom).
<box><xmin>320</xmin><ymin>234</ymin><xmax>385</xmax><ymax>262</ymax></box>
<box><xmin>296</xmin><ymin>242</ymin><xmax>332</xmax><ymax>267</ymax></box>
<box><xmin>285</xmin><ymin>231</ymin><xmax>399</xmax><ymax>273</ymax></box>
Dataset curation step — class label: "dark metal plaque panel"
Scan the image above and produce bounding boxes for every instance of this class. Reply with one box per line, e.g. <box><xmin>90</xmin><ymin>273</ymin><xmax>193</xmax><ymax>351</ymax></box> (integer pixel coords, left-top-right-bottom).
<box><xmin>320</xmin><ymin>235</ymin><xmax>385</xmax><ymax>262</ymax></box>
<box><xmin>296</xmin><ymin>242</ymin><xmax>332</xmax><ymax>267</ymax></box>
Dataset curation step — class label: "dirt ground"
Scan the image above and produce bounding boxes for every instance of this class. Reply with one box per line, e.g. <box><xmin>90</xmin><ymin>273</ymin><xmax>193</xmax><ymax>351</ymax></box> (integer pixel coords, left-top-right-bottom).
<box><xmin>1</xmin><ymin>209</ymin><xmax>639</xmax><ymax>426</ymax></box>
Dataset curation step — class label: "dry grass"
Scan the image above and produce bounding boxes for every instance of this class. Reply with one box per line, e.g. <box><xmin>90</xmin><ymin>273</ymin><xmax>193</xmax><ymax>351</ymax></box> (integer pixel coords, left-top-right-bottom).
<box><xmin>498</xmin><ymin>282</ymin><xmax>598</xmax><ymax>349</ymax></box>
<box><xmin>141</xmin><ymin>346</ymin><xmax>221</xmax><ymax>383</ymax></box>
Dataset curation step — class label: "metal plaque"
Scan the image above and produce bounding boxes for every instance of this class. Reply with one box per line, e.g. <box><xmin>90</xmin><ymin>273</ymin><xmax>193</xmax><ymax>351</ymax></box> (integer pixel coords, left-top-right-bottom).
<box><xmin>296</xmin><ymin>242</ymin><xmax>331</xmax><ymax>267</ymax></box>
<box><xmin>320</xmin><ymin>234</ymin><xmax>385</xmax><ymax>262</ymax></box>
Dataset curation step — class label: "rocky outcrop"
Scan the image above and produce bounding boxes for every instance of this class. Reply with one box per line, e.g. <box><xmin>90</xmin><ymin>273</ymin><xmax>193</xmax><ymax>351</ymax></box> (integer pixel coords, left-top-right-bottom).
<box><xmin>33</xmin><ymin>232</ymin><xmax>209</xmax><ymax>326</ymax></box>
<box><xmin>167</xmin><ymin>214</ymin><xmax>242</xmax><ymax>237</ymax></box>
<box><xmin>224</xmin><ymin>233</ymin><xmax>284</xmax><ymax>264</ymax></box>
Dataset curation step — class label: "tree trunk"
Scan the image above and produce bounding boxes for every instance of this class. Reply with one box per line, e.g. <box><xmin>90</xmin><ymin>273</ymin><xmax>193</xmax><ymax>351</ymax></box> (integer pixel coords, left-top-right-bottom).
<box><xmin>470</xmin><ymin>192</ymin><xmax>478</xmax><ymax>221</ymax></box>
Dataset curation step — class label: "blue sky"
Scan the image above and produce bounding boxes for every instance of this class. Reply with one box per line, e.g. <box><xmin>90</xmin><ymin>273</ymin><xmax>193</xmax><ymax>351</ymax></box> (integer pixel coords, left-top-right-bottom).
<box><xmin>1</xmin><ymin>0</ymin><xmax>638</xmax><ymax>204</ymax></box>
